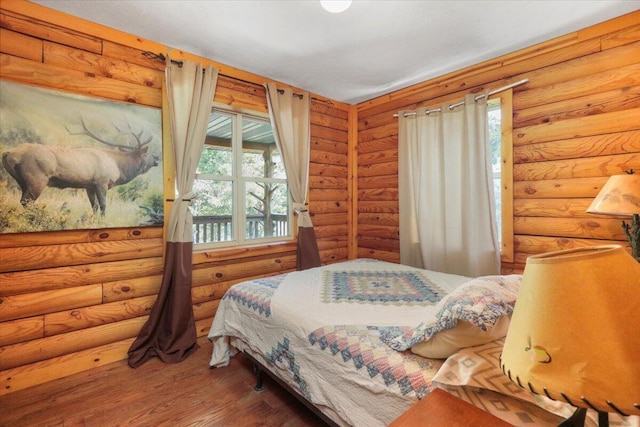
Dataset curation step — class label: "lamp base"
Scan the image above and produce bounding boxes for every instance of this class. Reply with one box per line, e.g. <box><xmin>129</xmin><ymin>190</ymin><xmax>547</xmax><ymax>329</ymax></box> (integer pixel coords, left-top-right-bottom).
<box><xmin>559</xmin><ymin>408</ymin><xmax>609</xmax><ymax>427</ymax></box>
<box><xmin>629</xmin><ymin>214</ymin><xmax>639</xmax><ymax>262</ymax></box>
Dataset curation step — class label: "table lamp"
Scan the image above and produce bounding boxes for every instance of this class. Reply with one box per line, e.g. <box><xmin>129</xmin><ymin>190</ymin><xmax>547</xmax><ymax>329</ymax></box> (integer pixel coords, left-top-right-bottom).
<box><xmin>587</xmin><ymin>172</ymin><xmax>640</xmax><ymax>262</ymax></box>
<box><xmin>500</xmin><ymin>245</ymin><xmax>640</xmax><ymax>427</ymax></box>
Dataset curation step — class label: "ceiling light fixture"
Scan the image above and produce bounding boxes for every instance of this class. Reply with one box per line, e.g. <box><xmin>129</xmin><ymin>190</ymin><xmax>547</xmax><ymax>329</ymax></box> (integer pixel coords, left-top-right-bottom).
<box><xmin>320</xmin><ymin>0</ymin><xmax>352</xmax><ymax>13</ymax></box>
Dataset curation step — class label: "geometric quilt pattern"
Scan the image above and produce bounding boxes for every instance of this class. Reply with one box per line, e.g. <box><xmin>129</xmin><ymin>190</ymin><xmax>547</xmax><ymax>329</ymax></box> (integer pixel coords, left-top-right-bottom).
<box><xmin>309</xmin><ymin>325</ymin><xmax>443</xmax><ymax>398</ymax></box>
<box><xmin>322</xmin><ymin>271</ymin><xmax>446</xmax><ymax>305</ymax></box>
<box><xmin>265</xmin><ymin>336</ymin><xmax>311</xmax><ymax>400</ymax></box>
<box><xmin>223</xmin><ymin>274</ymin><xmax>286</xmax><ymax>318</ymax></box>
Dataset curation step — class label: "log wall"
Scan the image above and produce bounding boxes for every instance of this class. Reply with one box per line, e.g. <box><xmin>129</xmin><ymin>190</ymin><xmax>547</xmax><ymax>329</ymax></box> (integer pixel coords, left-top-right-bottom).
<box><xmin>1</xmin><ymin>1</ymin><xmax>637</xmax><ymax>395</ymax></box>
<box><xmin>356</xmin><ymin>11</ymin><xmax>640</xmax><ymax>272</ymax></box>
<box><xmin>0</xmin><ymin>1</ymin><xmax>350</xmax><ymax>394</ymax></box>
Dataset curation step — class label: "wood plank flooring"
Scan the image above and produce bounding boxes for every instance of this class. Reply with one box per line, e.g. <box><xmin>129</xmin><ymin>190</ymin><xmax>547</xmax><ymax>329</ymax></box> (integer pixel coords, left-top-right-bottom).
<box><xmin>1</xmin><ymin>337</ymin><xmax>328</xmax><ymax>427</ymax></box>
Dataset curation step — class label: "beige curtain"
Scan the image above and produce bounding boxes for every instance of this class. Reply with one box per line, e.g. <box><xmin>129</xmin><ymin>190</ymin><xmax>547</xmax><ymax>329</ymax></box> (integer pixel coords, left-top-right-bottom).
<box><xmin>265</xmin><ymin>83</ymin><xmax>320</xmax><ymax>270</ymax></box>
<box><xmin>128</xmin><ymin>55</ymin><xmax>218</xmax><ymax>368</ymax></box>
<box><xmin>398</xmin><ymin>94</ymin><xmax>500</xmax><ymax>277</ymax></box>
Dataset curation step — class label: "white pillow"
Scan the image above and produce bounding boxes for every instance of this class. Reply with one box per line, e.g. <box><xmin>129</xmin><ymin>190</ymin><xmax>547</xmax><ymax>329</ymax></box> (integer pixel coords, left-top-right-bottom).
<box><xmin>410</xmin><ymin>316</ymin><xmax>511</xmax><ymax>359</ymax></box>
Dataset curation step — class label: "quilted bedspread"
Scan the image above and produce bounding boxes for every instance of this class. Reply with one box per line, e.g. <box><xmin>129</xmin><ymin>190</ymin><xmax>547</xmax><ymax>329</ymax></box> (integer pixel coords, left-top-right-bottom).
<box><xmin>208</xmin><ymin>259</ymin><xmax>471</xmax><ymax>427</ymax></box>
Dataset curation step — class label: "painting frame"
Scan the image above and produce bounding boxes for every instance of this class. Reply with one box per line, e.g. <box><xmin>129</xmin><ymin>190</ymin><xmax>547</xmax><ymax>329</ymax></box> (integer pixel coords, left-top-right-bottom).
<box><xmin>0</xmin><ymin>79</ymin><xmax>164</xmax><ymax>234</ymax></box>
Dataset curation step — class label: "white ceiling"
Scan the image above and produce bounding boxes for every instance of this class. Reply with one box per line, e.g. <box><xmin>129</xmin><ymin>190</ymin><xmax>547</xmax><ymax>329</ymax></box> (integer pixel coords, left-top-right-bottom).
<box><xmin>33</xmin><ymin>0</ymin><xmax>640</xmax><ymax>104</ymax></box>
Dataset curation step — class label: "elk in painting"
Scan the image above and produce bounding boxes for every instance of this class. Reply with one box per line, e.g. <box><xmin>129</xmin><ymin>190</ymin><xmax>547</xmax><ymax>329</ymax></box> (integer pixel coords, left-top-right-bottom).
<box><xmin>1</xmin><ymin>116</ymin><xmax>159</xmax><ymax>216</ymax></box>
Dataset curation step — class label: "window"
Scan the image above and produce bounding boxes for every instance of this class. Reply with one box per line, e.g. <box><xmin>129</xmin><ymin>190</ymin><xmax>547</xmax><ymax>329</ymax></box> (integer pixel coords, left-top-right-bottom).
<box><xmin>488</xmin><ymin>100</ymin><xmax>502</xmax><ymax>245</ymax></box>
<box><xmin>192</xmin><ymin>109</ymin><xmax>291</xmax><ymax>247</ymax></box>
<box><xmin>488</xmin><ymin>92</ymin><xmax>514</xmax><ymax>263</ymax></box>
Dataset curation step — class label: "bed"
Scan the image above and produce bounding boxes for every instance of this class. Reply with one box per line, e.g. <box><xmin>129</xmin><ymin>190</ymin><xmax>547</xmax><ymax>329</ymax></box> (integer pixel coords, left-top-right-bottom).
<box><xmin>207</xmin><ymin>258</ymin><xmax>638</xmax><ymax>427</ymax></box>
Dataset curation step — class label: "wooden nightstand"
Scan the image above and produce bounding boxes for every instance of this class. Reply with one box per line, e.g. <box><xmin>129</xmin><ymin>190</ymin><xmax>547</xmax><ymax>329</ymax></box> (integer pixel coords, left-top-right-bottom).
<box><xmin>389</xmin><ymin>388</ymin><xmax>513</xmax><ymax>427</ymax></box>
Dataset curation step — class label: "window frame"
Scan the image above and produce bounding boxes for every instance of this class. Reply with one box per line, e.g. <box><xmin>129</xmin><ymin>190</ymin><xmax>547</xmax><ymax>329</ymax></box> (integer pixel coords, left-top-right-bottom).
<box><xmin>193</xmin><ymin>106</ymin><xmax>293</xmax><ymax>250</ymax></box>
<box><xmin>488</xmin><ymin>90</ymin><xmax>514</xmax><ymax>263</ymax></box>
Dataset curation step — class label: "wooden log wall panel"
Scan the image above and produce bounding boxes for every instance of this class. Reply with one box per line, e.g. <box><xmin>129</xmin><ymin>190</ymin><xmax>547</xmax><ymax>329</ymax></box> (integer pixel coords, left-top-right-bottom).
<box><xmin>312</xmin><ymin>213</ymin><xmax>349</xmax><ymax>227</ymax></box>
<box><xmin>514</xmin><ymin>217</ymin><xmax>627</xmax><ymax>240</ymax></box>
<box><xmin>513</xmin><ymin>199</ymin><xmax>598</xmax><ymax>218</ymax></box>
<box><xmin>0</xmin><ymin>338</ymin><xmax>135</xmax><ymax>395</ymax></box>
<box><xmin>358</xmin><ymin>161</ymin><xmax>398</xmax><ymax>178</ymax></box>
<box><xmin>309</xmin><ymin>200</ymin><xmax>349</xmax><ymax>214</ymax></box>
<box><xmin>192</xmin><ymin>255</ymin><xmax>298</xmax><ymax>287</ymax></box>
<box><xmin>214</xmin><ymin>75</ymin><xmax>269</xmax><ymax>113</ymax></box>
<box><xmin>355</xmin><ymin>10</ymin><xmax>640</xmax><ymax>273</ymax></box>
<box><xmin>358</xmin><ymin>213</ymin><xmax>399</xmax><ymax>227</ymax></box>
<box><xmin>0</xmin><ymin>53</ymin><xmax>162</xmax><ymax>107</ymax></box>
<box><xmin>310</xmin><ymin>149</ymin><xmax>347</xmax><ymax>167</ymax></box>
<box><xmin>601</xmin><ymin>23</ymin><xmax>640</xmax><ymax>49</ymax></box>
<box><xmin>44</xmin><ymin>296</ymin><xmax>156</xmax><ymax>336</ymax></box>
<box><xmin>514</xmin><ymin>86</ymin><xmax>640</xmax><ymax>128</ymax></box>
<box><xmin>309</xmin><ymin>188</ymin><xmax>349</xmax><ymax>201</ymax></box>
<box><xmin>0</xmin><ymin>2</ymin><xmax>350</xmax><ymax>393</ymax></box>
<box><xmin>0</xmin><ymin>316</ymin><xmax>147</xmax><ymax>370</ymax></box>
<box><xmin>514</xmin><ymin>108</ymin><xmax>640</xmax><ymax>146</ymax></box>
<box><xmin>358</xmin><ymin>175</ymin><xmax>399</xmax><ymax>190</ymax></box>
<box><xmin>312</xmin><ymin>136</ymin><xmax>349</xmax><ymax>155</ymax></box>
<box><xmin>0</xmin><ymin>257</ymin><xmax>164</xmax><ymax>296</ymax></box>
<box><xmin>357</xmin><ymin>247</ymin><xmax>400</xmax><ymax>264</ymax></box>
<box><xmin>0</xmin><ymin>285</ymin><xmax>103</xmax><ymax>322</ymax></box>
<box><xmin>192</xmin><ymin>281</ymin><xmax>238</xmax><ymax>305</ymax></box>
<box><xmin>102</xmin><ymin>275</ymin><xmax>163</xmax><ymax>303</ymax></box>
<box><xmin>0</xmin><ymin>10</ymin><xmax>102</xmax><ymax>54</ymax></box>
<box><xmin>513</xmin><ymin>177</ymin><xmax>608</xmax><ymax>199</ymax></box>
<box><xmin>514</xmin><ymin>131</ymin><xmax>640</xmax><ymax>163</ymax></box>
<box><xmin>309</xmin><ymin>162</ymin><xmax>346</xmax><ymax>178</ymax></box>
<box><xmin>514</xmin><ymin>153</ymin><xmax>640</xmax><ymax>181</ymax></box>
<box><xmin>358</xmin><ymin>188</ymin><xmax>399</xmax><ymax>201</ymax></box>
<box><xmin>0</xmin><ymin>238</ymin><xmax>163</xmax><ymax>273</ymax></box>
<box><xmin>0</xmin><ymin>317</ymin><xmax>44</xmax><ymax>347</ymax></box>
<box><xmin>0</xmin><ymin>226</ymin><xmax>163</xmax><ymax>249</ymax></box>
<box><xmin>359</xmin><ymin>201</ymin><xmax>399</xmax><ymax>214</ymax></box>
<box><xmin>320</xmin><ymin>246</ymin><xmax>349</xmax><ymax>264</ymax></box>
<box><xmin>514</xmin><ymin>62</ymin><xmax>640</xmax><ymax>111</ymax></box>
<box><xmin>0</xmin><ymin>27</ymin><xmax>41</xmax><ymax>61</ymax></box>
<box><xmin>359</xmin><ymin>236</ymin><xmax>400</xmax><ymax>253</ymax></box>
<box><xmin>514</xmin><ymin>235</ymin><xmax>629</xmax><ymax>256</ymax></box>
<box><xmin>44</xmin><ymin>42</ymin><xmax>164</xmax><ymax>89</ymax></box>
<box><xmin>101</xmin><ymin>40</ymin><xmax>165</xmax><ymax>71</ymax></box>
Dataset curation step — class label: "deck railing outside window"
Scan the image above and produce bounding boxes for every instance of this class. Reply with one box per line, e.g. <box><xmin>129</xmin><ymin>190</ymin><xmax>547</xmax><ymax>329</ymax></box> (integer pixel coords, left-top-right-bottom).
<box><xmin>193</xmin><ymin>214</ymin><xmax>288</xmax><ymax>244</ymax></box>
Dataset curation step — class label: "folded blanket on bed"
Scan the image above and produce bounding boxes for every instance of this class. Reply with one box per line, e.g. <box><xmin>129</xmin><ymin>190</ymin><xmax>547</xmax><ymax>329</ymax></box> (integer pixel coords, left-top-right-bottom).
<box><xmin>378</xmin><ymin>274</ymin><xmax>521</xmax><ymax>351</ymax></box>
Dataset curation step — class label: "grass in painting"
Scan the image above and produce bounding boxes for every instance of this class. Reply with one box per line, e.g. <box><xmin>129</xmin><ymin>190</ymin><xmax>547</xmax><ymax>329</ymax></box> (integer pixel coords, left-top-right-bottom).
<box><xmin>0</xmin><ymin>184</ymin><xmax>163</xmax><ymax>233</ymax></box>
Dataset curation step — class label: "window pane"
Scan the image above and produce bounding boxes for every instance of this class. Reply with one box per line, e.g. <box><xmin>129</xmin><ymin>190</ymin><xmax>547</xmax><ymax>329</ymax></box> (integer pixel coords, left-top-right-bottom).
<box><xmin>241</xmin><ymin>117</ymin><xmax>285</xmax><ymax>178</ymax></box>
<box><xmin>488</xmin><ymin>102</ymin><xmax>502</xmax><ymax>245</ymax></box>
<box><xmin>271</xmin><ymin>151</ymin><xmax>286</xmax><ymax>179</ymax></box>
<box><xmin>200</xmin><ymin>113</ymin><xmax>232</xmax><ymax>176</ymax></box>
<box><xmin>192</xmin><ymin>179</ymin><xmax>233</xmax><ymax>243</ymax></box>
<box><xmin>245</xmin><ymin>181</ymin><xmax>288</xmax><ymax>240</ymax></box>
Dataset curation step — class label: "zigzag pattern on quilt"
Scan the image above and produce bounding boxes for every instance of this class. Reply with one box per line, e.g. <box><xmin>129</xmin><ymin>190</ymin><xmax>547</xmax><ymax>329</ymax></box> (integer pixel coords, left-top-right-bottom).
<box><xmin>308</xmin><ymin>325</ymin><xmax>443</xmax><ymax>398</ymax></box>
<box><xmin>265</xmin><ymin>337</ymin><xmax>311</xmax><ymax>400</ymax></box>
<box><xmin>222</xmin><ymin>274</ymin><xmax>286</xmax><ymax>317</ymax></box>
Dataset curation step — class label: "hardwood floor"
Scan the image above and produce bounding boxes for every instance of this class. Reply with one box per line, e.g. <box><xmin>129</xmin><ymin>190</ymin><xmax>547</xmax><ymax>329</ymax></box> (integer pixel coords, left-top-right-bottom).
<box><xmin>1</xmin><ymin>337</ymin><xmax>328</xmax><ymax>427</ymax></box>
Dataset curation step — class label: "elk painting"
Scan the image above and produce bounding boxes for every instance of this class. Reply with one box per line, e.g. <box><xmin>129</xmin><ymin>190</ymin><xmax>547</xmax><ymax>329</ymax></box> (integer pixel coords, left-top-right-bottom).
<box><xmin>0</xmin><ymin>80</ymin><xmax>163</xmax><ymax>233</ymax></box>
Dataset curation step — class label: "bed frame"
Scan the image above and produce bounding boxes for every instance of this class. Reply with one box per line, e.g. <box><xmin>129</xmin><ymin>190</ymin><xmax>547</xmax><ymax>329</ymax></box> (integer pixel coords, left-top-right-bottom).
<box><xmin>244</xmin><ymin>350</ymin><xmax>340</xmax><ymax>427</ymax></box>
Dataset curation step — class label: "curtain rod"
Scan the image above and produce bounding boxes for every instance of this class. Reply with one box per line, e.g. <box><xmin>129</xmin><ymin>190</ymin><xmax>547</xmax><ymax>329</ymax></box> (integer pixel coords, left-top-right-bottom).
<box><xmin>277</xmin><ymin>88</ymin><xmax>305</xmax><ymax>99</ymax></box>
<box><xmin>142</xmin><ymin>51</ymin><xmax>184</xmax><ymax>67</ymax></box>
<box><xmin>393</xmin><ymin>79</ymin><xmax>529</xmax><ymax>118</ymax></box>
<box><xmin>143</xmin><ymin>52</ymin><xmax>308</xmax><ymax>99</ymax></box>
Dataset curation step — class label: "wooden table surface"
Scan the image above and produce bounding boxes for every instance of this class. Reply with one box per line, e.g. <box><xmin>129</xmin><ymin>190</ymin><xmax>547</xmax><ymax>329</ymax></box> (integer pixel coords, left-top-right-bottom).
<box><xmin>389</xmin><ymin>388</ymin><xmax>513</xmax><ymax>427</ymax></box>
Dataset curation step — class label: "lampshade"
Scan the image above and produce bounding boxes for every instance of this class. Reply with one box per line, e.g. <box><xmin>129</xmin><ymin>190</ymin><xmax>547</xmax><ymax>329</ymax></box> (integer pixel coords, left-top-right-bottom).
<box><xmin>587</xmin><ymin>173</ymin><xmax>640</xmax><ymax>216</ymax></box>
<box><xmin>500</xmin><ymin>245</ymin><xmax>640</xmax><ymax>416</ymax></box>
